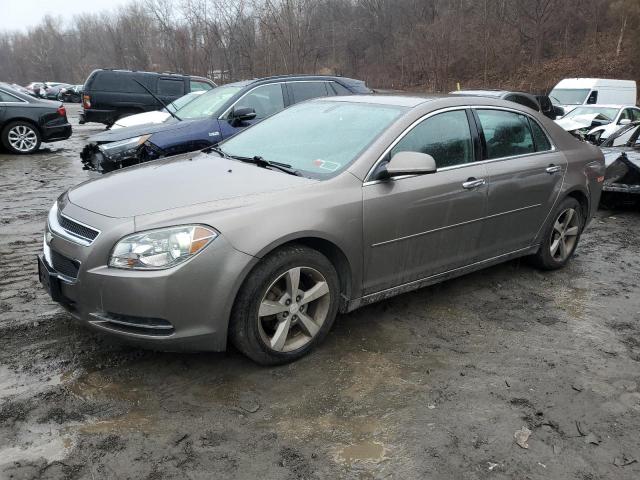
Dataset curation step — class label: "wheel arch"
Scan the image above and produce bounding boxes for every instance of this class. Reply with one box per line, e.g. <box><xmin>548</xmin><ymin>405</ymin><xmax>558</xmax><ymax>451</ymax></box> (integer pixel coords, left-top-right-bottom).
<box><xmin>564</xmin><ymin>188</ymin><xmax>590</xmax><ymax>221</ymax></box>
<box><xmin>249</xmin><ymin>234</ymin><xmax>355</xmax><ymax>313</ymax></box>
<box><xmin>2</xmin><ymin>117</ymin><xmax>41</xmax><ymax>133</ymax></box>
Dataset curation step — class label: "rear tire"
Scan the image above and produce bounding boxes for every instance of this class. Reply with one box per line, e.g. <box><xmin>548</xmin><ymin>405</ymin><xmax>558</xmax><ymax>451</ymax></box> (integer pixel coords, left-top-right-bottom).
<box><xmin>530</xmin><ymin>197</ymin><xmax>584</xmax><ymax>270</ymax></box>
<box><xmin>229</xmin><ymin>245</ymin><xmax>340</xmax><ymax>365</ymax></box>
<box><xmin>1</xmin><ymin>121</ymin><xmax>41</xmax><ymax>154</ymax></box>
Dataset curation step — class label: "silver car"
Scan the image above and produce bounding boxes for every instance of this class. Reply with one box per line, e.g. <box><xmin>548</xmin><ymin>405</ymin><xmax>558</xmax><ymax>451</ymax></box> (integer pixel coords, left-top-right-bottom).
<box><xmin>38</xmin><ymin>95</ymin><xmax>605</xmax><ymax>364</ymax></box>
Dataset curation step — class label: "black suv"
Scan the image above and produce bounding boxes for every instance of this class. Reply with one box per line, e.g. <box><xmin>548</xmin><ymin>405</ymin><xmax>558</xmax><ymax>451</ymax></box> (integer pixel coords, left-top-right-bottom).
<box><xmin>80</xmin><ymin>69</ymin><xmax>217</xmax><ymax>126</ymax></box>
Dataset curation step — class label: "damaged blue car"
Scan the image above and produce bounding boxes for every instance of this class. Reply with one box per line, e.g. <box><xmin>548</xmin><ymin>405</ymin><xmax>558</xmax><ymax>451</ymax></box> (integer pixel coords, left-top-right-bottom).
<box><xmin>80</xmin><ymin>75</ymin><xmax>371</xmax><ymax>172</ymax></box>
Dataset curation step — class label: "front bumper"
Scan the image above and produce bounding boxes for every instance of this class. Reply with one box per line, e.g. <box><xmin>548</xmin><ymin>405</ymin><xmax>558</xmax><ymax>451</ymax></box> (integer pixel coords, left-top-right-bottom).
<box><xmin>40</xmin><ymin>201</ymin><xmax>257</xmax><ymax>352</ymax></box>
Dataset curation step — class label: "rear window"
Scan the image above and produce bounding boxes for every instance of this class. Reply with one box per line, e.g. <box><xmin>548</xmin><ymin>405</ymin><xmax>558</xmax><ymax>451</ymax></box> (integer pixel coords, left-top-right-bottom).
<box><xmin>289</xmin><ymin>82</ymin><xmax>329</xmax><ymax>103</ymax></box>
<box><xmin>476</xmin><ymin>109</ymin><xmax>535</xmax><ymax>159</ymax></box>
<box><xmin>158</xmin><ymin>78</ymin><xmax>185</xmax><ymax>96</ymax></box>
<box><xmin>89</xmin><ymin>71</ymin><xmax>155</xmax><ymax>93</ymax></box>
<box><xmin>190</xmin><ymin>80</ymin><xmax>213</xmax><ymax>92</ymax></box>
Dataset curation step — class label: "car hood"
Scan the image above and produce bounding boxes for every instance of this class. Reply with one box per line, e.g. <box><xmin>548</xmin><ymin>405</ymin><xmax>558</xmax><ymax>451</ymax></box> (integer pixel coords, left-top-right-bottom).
<box><xmin>112</xmin><ymin>111</ymin><xmax>170</xmax><ymax>130</ymax></box>
<box><xmin>555</xmin><ymin>113</ymin><xmax>610</xmax><ymax>132</ymax></box>
<box><xmin>67</xmin><ymin>152</ymin><xmax>317</xmax><ymax>218</ymax></box>
<box><xmin>88</xmin><ymin>117</ymin><xmax>200</xmax><ymax>143</ymax></box>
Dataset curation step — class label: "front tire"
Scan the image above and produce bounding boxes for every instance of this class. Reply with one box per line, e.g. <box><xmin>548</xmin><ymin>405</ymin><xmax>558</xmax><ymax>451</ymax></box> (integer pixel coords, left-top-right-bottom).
<box><xmin>1</xmin><ymin>121</ymin><xmax>41</xmax><ymax>154</ymax></box>
<box><xmin>531</xmin><ymin>197</ymin><xmax>584</xmax><ymax>270</ymax></box>
<box><xmin>229</xmin><ymin>245</ymin><xmax>340</xmax><ymax>365</ymax></box>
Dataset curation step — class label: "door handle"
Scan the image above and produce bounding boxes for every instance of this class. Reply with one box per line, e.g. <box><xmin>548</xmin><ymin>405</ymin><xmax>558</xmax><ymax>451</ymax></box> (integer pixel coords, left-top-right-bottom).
<box><xmin>546</xmin><ymin>165</ymin><xmax>562</xmax><ymax>174</ymax></box>
<box><xmin>462</xmin><ymin>178</ymin><xmax>486</xmax><ymax>189</ymax></box>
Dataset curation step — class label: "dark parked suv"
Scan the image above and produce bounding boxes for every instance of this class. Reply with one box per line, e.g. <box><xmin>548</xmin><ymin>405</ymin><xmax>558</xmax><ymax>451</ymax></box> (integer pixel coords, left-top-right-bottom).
<box><xmin>0</xmin><ymin>83</ymin><xmax>72</xmax><ymax>154</ymax></box>
<box><xmin>80</xmin><ymin>69</ymin><xmax>217</xmax><ymax>126</ymax></box>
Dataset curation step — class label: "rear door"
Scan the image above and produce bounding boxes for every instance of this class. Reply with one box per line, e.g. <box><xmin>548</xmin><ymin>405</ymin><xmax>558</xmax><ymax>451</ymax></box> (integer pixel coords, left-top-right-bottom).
<box><xmin>362</xmin><ymin>108</ymin><xmax>489</xmax><ymax>294</ymax></box>
<box><xmin>285</xmin><ymin>81</ymin><xmax>331</xmax><ymax>105</ymax></box>
<box><xmin>474</xmin><ymin>108</ymin><xmax>566</xmax><ymax>257</ymax></box>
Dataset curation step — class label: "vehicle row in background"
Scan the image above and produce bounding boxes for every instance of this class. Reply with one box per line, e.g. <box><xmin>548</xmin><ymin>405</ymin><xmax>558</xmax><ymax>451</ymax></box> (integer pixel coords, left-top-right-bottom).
<box><xmin>549</xmin><ymin>78</ymin><xmax>637</xmax><ymax>113</ymax></box>
<box><xmin>555</xmin><ymin>104</ymin><xmax>640</xmax><ymax>143</ymax></box>
<box><xmin>79</xmin><ymin>69</ymin><xmax>217</xmax><ymax>126</ymax></box>
<box><xmin>0</xmin><ymin>83</ymin><xmax>72</xmax><ymax>154</ymax></box>
<box><xmin>80</xmin><ymin>74</ymin><xmax>372</xmax><ymax>172</ymax></box>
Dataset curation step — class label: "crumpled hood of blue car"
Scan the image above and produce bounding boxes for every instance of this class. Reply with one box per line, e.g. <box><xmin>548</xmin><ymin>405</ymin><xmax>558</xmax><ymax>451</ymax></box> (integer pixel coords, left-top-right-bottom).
<box><xmin>88</xmin><ymin>117</ymin><xmax>205</xmax><ymax>143</ymax></box>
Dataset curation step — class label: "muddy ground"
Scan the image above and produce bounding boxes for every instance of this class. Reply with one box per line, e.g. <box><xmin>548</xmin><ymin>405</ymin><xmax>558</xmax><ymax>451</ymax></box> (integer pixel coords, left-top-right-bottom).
<box><xmin>0</xmin><ymin>104</ymin><xmax>639</xmax><ymax>479</ymax></box>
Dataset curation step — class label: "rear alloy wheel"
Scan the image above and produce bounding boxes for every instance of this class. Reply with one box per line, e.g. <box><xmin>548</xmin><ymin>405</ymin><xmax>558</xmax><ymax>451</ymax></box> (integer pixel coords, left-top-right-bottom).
<box><xmin>531</xmin><ymin>197</ymin><xmax>584</xmax><ymax>270</ymax></box>
<box><xmin>2</xmin><ymin>121</ymin><xmax>41</xmax><ymax>154</ymax></box>
<box><xmin>230</xmin><ymin>245</ymin><xmax>340</xmax><ymax>365</ymax></box>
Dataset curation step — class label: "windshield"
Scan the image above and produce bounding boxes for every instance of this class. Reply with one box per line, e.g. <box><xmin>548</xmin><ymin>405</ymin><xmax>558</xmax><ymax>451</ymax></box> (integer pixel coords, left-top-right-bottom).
<box><xmin>550</xmin><ymin>88</ymin><xmax>590</xmax><ymax>105</ymax></box>
<box><xmin>165</xmin><ymin>92</ymin><xmax>203</xmax><ymax>113</ymax></box>
<box><xmin>564</xmin><ymin>106</ymin><xmax>619</xmax><ymax>122</ymax></box>
<box><xmin>220</xmin><ymin>100</ymin><xmax>406</xmax><ymax>178</ymax></box>
<box><xmin>174</xmin><ymin>85</ymin><xmax>242</xmax><ymax>120</ymax></box>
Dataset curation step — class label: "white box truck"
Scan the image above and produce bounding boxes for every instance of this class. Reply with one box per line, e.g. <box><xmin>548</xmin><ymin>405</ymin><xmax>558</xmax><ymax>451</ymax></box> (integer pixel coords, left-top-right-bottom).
<box><xmin>550</xmin><ymin>78</ymin><xmax>637</xmax><ymax>113</ymax></box>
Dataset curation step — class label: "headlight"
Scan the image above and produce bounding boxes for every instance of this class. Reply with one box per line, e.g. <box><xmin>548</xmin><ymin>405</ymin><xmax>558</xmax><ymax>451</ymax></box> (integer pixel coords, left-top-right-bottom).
<box><xmin>109</xmin><ymin>225</ymin><xmax>217</xmax><ymax>270</ymax></box>
<box><xmin>98</xmin><ymin>135</ymin><xmax>151</xmax><ymax>160</ymax></box>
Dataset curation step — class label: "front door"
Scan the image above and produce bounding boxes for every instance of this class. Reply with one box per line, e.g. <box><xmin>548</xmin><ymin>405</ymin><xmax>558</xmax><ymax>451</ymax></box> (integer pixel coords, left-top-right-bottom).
<box><xmin>362</xmin><ymin>109</ymin><xmax>489</xmax><ymax>295</ymax></box>
<box><xmin>218</xmin><ymin>83</ymin><xmax>287</xmax><ymax>140</ymax></box>
<box><xmin>473</xmin><ymin>108</ymin><xmax>567</xmax><ymax>257</ymax></box>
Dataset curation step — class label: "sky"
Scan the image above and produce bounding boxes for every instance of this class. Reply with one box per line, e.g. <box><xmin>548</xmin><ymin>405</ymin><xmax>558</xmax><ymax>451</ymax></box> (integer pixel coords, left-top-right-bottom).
<box><xmin>0</xmin><ymin>0</ymin><xmax>132</xmax><ymax>32</ymax></box>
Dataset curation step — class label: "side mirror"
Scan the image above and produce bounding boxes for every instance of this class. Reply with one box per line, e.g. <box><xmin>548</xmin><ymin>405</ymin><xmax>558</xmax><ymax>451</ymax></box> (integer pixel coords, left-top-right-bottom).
<box><xmin>619</xmin><ymin>118</ymin><xmax>631</xmax><ymax>126</ymax></box>
<box><xmin>230</xmin><ymin>107</ymin><xmax>256</xmax><ymax>124</ymax></box>
<box><xmin>384</xmin><ymin>151</ymin><xmax>437</xmax><ymax>178</ymax></box>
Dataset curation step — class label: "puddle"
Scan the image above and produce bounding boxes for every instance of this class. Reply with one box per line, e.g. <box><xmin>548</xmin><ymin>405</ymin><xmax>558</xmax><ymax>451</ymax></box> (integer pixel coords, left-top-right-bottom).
<box><xmin>337</xmin><ymin>440</ymin><xmax>386</xmax><ymax>466</ymax></box>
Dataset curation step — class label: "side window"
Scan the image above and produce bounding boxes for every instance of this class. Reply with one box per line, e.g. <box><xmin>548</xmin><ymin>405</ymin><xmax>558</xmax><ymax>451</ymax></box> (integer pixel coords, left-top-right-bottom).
<box><xmin>190</xmin><ymin>80</ymin><xmax>213</xmax><ymax>92</ymax></box>
<box><xmin>158</xmin><ymin>78</ymin><xmax>185</xmax><ymax>96</ymax></box>
<box><xmin>586</xmin><ymin>90</ymin><xmax>598</xmax><ymax>104</ymax></box>
<box><xmin>330</xmin><ymin>82</ymin><xmax>352</xmax><ymax>95</ymax></box>
<box><xmin>0</xmin><ymin>90</ymin><xmax>21</xmax><ymax>102</ymax></box>
<box><xmin>289</xmin><ymin>82</ymin><xmax>329</xmax><ymax>103</ymax></box>
<box><xmin>390</xmin><ymin>110</ymin><xmax>474</xmax><ymax>168</ymax></box>
<box><xmin>528</xmin><ymin>119</ymin><xmax>552</xmax><ymax>152</ymax></box>
<box><xmin>632</xmin><ymin>109</ymin><xmax>640</xmax><ymax>122</ymax></box>
<box><xmin>235</xmin><ymin>84</ymin><xmax>285</xmax><ymax>119</ymax></box>
<box><xmin>476</xmin><ymin>109</ymin><xmax>535</xmax><ymax>159</ymax></box>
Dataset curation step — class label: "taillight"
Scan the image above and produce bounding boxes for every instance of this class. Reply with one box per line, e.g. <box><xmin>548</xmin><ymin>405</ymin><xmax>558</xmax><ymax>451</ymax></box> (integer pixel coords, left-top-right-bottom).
<box><xmin>57</xmin><ymin>106</ymin><xmax>66</xmax><ymax>117</ymax></box>
<box><xmin>83</xmin><ymin>94</ymin><xmax>91</xmax><ymax>109</ymax></box>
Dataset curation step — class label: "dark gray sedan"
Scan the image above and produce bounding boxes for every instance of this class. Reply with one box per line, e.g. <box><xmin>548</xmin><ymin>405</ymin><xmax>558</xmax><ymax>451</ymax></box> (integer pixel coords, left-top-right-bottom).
<box><xmin>39</xmin><ymin>95</ymin><xmax>605</xmax><ymax>364</ymax></box>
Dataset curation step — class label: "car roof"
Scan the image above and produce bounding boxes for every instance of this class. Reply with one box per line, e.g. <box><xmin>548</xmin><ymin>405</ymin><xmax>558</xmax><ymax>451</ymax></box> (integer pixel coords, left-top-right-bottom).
<box><xmin>315</xmin><ymin>94</ymin><xmax>441</xmax><ymax>107</ymax></box>
<box><xmin>223</xmin><ymin>74</ymin><xmax>366</xmax><ymax>88</ymax></box>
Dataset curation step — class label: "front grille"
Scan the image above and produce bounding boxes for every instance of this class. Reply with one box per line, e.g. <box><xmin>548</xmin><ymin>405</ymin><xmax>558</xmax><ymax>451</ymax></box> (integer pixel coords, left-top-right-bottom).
<box><xmin>57</xmin><ymin>212</ymin><xmax>99</xmax><ymax>242</ymax></box>
<box><xmin>51</xmin><ymin>250</ymin><xmax>80</xmax><ymax>280</ymax></box>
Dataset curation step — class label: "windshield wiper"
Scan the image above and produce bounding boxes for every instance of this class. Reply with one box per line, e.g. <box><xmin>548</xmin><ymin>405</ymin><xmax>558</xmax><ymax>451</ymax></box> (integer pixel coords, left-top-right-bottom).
<box><xmin>203</xmin><ymin>147</ymin><xmax>302</xmax><ymax>177</ymax></box>
<box><xmin>204</xmin><ymin>144</ymin><xmax>232</xmax><ymax>159</ymax></box>
<box><xmin>241</xmin><ymin>156</ymin><xmax>302</xmax><ymax>176</ymax></box>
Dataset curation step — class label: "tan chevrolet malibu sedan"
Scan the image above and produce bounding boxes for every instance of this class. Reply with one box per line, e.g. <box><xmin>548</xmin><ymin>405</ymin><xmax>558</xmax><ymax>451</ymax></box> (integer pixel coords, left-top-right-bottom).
<box><xmin>39</xmin><ymin>95</ymin><xmax>605</xmax><ymax>364</ymax></box>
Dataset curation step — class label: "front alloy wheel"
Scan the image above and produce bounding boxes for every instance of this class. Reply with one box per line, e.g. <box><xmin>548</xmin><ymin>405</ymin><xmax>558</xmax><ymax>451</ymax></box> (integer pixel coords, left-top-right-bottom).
<box><xmin>230</xmin><ymin>245</ymin><xmax>340</xmax><ymax>365</ymax></box>
<box><xmin>258</xmin><ymin>266</ymin><xmax>331</xmax><ymax>352</ymax></box>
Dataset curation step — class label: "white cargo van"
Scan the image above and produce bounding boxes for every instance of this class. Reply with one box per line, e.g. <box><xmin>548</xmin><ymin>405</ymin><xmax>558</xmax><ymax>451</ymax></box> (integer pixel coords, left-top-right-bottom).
<box><xmin>550</xmin><ymin>78</ymin><xmax>637</xmax><ymax>113</ymax></box>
